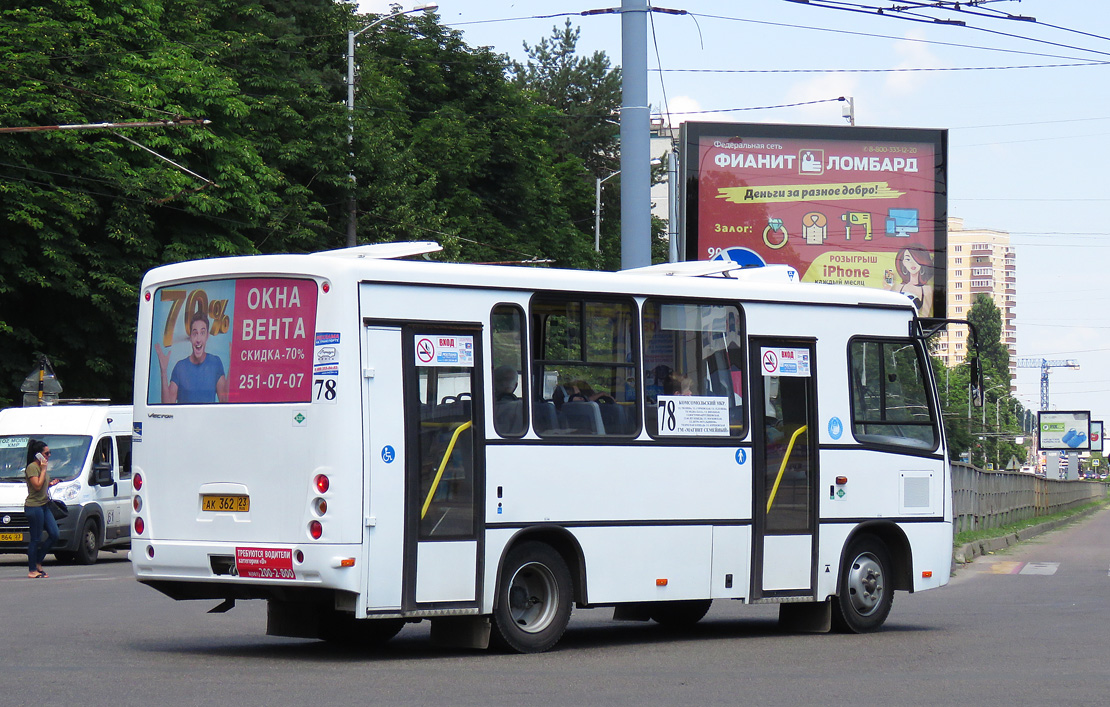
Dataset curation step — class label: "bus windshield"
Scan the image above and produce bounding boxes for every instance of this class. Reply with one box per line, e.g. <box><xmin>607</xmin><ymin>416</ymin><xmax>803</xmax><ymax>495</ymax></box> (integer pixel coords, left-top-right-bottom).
<box><xmin>0</xmin><ymin>435</ymin><xmax>92</xmax><ymax>483</ymax></box>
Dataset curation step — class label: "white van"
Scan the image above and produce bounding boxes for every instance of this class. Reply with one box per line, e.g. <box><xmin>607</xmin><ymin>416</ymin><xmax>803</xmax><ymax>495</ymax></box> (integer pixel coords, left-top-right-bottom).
<box><xmin>0</xmin><ymin>404</ymin><xmax>133</xmax><ymax>564</ymax></box>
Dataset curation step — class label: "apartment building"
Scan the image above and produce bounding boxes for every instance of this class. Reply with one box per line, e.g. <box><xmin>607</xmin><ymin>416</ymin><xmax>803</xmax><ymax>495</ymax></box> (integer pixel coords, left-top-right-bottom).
<box><xmin>938</xmin><ymin>217</ymin><xmax>1017</xmax><ymax>386</ymax></box>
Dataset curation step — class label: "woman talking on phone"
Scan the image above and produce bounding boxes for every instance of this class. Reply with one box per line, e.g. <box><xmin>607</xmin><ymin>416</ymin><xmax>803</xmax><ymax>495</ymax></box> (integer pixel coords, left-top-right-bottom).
<box><xmin>24</xmin><ymin>439</ymin><xmax>59</xmax><ymax>579</ymax></box>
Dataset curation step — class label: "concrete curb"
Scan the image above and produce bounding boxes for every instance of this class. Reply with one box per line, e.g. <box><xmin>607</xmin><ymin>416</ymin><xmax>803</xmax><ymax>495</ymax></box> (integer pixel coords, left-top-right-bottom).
<box><xmin>952</xmin><ymin>505</ymin><xmax>1104</xmax><ymax>566</ymax></box>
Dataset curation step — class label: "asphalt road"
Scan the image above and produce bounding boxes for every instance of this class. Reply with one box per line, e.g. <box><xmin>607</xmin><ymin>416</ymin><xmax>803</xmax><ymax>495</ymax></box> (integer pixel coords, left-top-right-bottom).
<box><xmin>3</xmin><ymin>510</ymin><xmax>1109</xmax><ymax>706</ymax></box>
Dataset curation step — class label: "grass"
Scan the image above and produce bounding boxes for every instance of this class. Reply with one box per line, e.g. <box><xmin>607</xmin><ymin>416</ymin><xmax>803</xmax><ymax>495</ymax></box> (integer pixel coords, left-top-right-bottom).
<box><xmin>953</xmin><ymin>497</ymin><xmax>1110</xmax><ymax>547</ymax></box>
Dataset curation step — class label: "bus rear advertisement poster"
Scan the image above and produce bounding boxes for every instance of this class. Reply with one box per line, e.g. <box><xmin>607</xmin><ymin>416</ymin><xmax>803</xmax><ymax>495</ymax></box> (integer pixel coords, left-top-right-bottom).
<box><xmin>148</xmin><ymin>277</ymin><xmax>318</xmax><ymax>404</ymax></box>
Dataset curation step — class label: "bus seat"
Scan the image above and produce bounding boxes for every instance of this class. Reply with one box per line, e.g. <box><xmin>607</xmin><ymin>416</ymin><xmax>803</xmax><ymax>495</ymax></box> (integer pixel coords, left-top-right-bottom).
<box><xmin>494</xmin><ymin>399</ymin><xmax>525</xmax><ymax>436</ymax></box>
<box><xmin>598</xmin><ymin>401</ymin><xmax>631</xmax><ymax>435</ymax></box>
<box><xmin>532</xmin><ymin>401</ymin><xmax>559</xmax><ymax>434</ymax></box>
<box><xmin>559</xmin><ymin>401</ymin><xmax>605</xmax><ymax>435</ymax></box>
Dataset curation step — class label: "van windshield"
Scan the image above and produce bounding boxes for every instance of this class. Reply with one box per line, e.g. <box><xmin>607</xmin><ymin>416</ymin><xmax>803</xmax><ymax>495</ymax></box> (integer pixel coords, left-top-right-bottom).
<box><xmin>0</xmin><ymin>435</ymin><xmax>93</xmax><ymax>483</ymax></box>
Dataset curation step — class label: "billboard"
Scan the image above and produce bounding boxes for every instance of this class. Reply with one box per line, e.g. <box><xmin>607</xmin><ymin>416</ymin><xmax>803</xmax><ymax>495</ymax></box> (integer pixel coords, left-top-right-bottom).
<box><xmin>1038</xmin><ymin>411</ymin><xmax>1091</xmax><ymax>451</ymax></box>
<box><xmin>148</xmin><ymin>278</ymin><xmax>318</xmax><ymax>404</ymax></box>
<box><xmin>1090</xmin><ymin>420</ymin><xmax>1104</xmax><ymax>453</ymax></box>
<box><xmin>680</xmin><ymin>122</ymin><xmax>947</xmax><ymax>318</ymax></box>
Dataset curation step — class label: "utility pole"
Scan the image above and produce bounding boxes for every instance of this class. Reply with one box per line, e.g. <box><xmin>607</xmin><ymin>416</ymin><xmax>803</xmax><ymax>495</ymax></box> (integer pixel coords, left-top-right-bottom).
<box><xmin>620</xmin><ymin>0</ymin><xmax>650</xmax><ymax>270</ymax></box>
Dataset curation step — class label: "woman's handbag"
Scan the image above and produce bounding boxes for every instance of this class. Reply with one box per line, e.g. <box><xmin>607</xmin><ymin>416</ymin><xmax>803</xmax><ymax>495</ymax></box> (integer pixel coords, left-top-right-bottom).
<box><xmin>47</xmin><ymin>499</ymin><xmax>68</xmax><ymax>520</ymax></box>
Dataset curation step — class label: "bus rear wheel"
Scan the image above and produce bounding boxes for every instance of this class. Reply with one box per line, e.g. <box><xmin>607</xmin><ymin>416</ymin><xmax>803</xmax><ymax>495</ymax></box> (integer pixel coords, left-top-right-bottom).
<box><xmin>492</xmin><ymin>542</ymin><xmax>572</xmax><ymax>653</ymax></box>
<box><xmin>832</xmin><ymin>535</ymin><xmax>893</xmax><ymax>633</ymax></box>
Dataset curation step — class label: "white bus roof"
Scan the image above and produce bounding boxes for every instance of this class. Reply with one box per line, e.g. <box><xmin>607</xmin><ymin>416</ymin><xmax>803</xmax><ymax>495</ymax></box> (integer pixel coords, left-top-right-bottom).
<box><xmin>141</xmin><ymin>246</ymin><xmax>917</xmax><ymax>312</ymax></box>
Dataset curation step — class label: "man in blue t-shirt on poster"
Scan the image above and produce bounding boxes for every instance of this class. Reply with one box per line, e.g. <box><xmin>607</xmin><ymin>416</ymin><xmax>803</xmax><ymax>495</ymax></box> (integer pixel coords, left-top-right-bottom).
<box><xmin>155</xmin><ymin>312</ymin><xmax>229</xmax><ymax>403</ymax></box>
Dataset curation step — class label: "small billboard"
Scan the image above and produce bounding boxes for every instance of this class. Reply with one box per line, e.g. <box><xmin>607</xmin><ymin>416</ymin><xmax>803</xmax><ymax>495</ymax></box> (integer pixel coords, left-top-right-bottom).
<box><xmin>1038</xmin><ymin>411</ymin><xmax>1091</xmax><ymax>451</ymax></box>
<box><xmin>1090</xmin><ymin>420</ymin><xmax>1103</xmax><ymax>453</ymax></box>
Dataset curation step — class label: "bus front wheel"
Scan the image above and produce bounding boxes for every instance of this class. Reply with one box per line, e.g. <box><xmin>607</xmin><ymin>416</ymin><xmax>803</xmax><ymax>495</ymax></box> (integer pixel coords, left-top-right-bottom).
<box><xmin>492</xmin><ymin>542</ymin><xmax>572</xmax><ymax>653</ymax></box>
<box><xmin>832</xmin><ymin>535</ymin><xmax>893</xmax><ymax>633</ymax></box>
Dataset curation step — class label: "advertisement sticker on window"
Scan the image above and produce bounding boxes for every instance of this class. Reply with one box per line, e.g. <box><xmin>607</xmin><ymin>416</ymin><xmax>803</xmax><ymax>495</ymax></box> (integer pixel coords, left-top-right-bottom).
<box><xmin>149</xmin><ymin>278</ymin><xmax>318</xmax><ymax>404</ymax></box>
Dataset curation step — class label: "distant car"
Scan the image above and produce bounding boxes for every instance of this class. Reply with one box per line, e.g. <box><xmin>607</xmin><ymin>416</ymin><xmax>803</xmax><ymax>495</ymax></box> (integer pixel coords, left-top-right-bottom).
<box><xmin>1019</xmin><ymin>465</ymin><xmax>1034</xmax><ymax>474</ymax></box>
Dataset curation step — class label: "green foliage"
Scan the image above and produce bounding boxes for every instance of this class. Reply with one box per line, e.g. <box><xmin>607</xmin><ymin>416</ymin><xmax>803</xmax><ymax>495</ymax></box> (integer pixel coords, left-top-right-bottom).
<box><xmin>0</xmin><ymin>0</ymin><xmax>357</xmax><ymax>406</ymax></box>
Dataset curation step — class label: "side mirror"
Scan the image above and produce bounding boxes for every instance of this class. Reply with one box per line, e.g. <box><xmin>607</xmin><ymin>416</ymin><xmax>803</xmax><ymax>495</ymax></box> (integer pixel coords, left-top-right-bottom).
<box><xmin>91</xmin><ymin>461</ymin><xmax>114</xmax><ymax>487</ymax></box>
<box><xmin>970</xmin><ymin>358</ymin><xmax>984</xmax><ymax>408</ymax></box>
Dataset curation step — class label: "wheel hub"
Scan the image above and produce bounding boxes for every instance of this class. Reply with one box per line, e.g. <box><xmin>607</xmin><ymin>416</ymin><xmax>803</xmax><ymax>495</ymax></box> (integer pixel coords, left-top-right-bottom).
<box><xmin>847</xmin><ymin>553</ymin><xmax>884</xmax><ymax>616</ymax></box>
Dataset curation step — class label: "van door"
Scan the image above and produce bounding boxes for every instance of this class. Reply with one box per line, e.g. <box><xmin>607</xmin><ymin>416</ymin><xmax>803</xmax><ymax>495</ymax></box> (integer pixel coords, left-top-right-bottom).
<box><xmin>89</xmin><ymin>437</ymin><xmax>126</xmax><ymax>542</ymax></box>
<box><xmin>112</xmin><ymin>434</ymin><xmax>133</xmax><ymax>541</ymax></box>
<box><xmin>402</xmin><ymin>326</ymin><xmax>484</xmax><ymax>611</ymax></box>
<box><xmin>749</xmin><ymin>338</ymin><xmax>819</xmax><ymax>600</ymax></box>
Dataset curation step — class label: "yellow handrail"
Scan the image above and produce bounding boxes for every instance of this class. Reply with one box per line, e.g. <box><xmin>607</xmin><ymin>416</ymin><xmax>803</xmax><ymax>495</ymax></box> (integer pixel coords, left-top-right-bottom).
<box><xmin>421</xmin><ymin>420</ymin><xmax>473</xmax><ymax>520</ymax></box>
<box><xmin>766</xmin><ymin>425</ymin><xmax>808</xmax><ymax>515</ymax></box>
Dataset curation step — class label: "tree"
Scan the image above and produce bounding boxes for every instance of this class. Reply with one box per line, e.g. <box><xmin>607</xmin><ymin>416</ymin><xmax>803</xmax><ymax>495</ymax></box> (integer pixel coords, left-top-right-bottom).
<box><xmin>0</xmin><ymin>0</ymin><xmax>355</xmax><ymax>405</ymax></box>
<box><xmin>967</xmin><ymin>293</ymin><xmax>1009</xmax><ymax>384</ymax></box>
<box><xmin>509</xmin><ymin>20</ymin><xmax>621</xmax><ymax>178</ymax></box>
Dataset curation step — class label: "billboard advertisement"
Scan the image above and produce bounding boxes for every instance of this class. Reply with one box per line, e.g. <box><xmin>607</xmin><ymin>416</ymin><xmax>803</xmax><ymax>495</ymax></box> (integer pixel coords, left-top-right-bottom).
<box><xmin>1090</xmin><ymin>420</ymin><xmax>1103</xmax><ymax>453</ymax></box>
<box><xmin>1038</xmin><ymin>411</ymin><xmax>1091</xmax><ymax>451</ymax></box>
<box><xmin>149</xmin><ymin>278</ymin><xmax>318</xmax><ymax>404</ymax></box>
<box><xmin>680</xmin><ymin>122</ymin><xmax>947</xmax><ymax>318</ymax></box>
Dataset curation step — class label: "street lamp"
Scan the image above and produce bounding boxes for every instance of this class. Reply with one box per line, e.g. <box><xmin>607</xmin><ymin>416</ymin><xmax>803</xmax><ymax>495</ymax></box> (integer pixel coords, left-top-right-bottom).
<box><xmin>595</xmin><ymin>157</ymin><xmax>661</xmax><ymax>254</ymax></box>
<box><xmin>982</xmin><ymin>384</ymin><xmax>1006</xmax><ymax>429</ymax></box>
<box><xmin>346</xmin><ymin>3</ymin><xmax>439</xmax><ymax>247</ymax></box>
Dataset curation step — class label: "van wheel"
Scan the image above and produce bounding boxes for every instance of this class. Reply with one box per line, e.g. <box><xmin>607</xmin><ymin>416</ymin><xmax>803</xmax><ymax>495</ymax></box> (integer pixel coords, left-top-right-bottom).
<box><xmin>74</xmin><ymin>518</ymin><xmax>100</xmax><ymax>565</ymax></box>
<box><xmin>492</xmin><ymin>542</ymin><xmax>572</xmax><ymax>653</ymax></box>
<box><xmin>832</xmin><ymin>535</ymin><xmax>892</xmax><ymax>633</ymax></box>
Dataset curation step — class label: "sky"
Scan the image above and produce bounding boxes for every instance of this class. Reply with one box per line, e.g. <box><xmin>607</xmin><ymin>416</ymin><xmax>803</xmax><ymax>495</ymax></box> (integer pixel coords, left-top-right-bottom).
<box><xmin>359</xmin><ymin>1</ymin><xmax>1110</xmax><ymax>428</ymax></box>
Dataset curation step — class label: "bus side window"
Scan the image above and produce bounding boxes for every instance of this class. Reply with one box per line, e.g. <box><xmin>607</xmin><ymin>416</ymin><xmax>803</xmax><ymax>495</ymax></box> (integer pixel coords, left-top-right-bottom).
<box><xmin>848</xmin><ymin>338</ymin><xmax>938</xmax><ymax>450</ymax></box>
<box><xmin>531</xmin><ymin>296</ymin><xmax>639</xmax><ymax>438</ymax></box>
<box><xmin>643</xmin><ymin>299</ymin><xmax>745</xmax><ymax>438</ymax></box>
<box><xmin>491</xmin><ymin>304</ymin><xmax>526</xmax><ymax>437</ymax></box>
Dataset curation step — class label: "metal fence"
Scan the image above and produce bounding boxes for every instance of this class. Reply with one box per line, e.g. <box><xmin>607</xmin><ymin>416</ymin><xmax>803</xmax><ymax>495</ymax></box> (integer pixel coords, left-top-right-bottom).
<box><xmin>951</xmin><ymin>463</ymin><xmax>1108</xmax><ymax>534</ymax></box>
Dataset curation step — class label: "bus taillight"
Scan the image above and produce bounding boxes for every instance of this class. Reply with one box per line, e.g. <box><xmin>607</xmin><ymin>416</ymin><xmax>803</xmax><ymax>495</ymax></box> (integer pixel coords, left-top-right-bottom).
<box><xmin>133</xmin><ymin>495</ymin><xmax>142</xmax><ymax>512</ymax></box>
<box><xmin>314</xmin><ymin>498</ymin><xmax>328</xmax><ymax>516</ymax></box>
<box><xmin>309</xmin><ymin>520</ymin><xmax>322</xmax><ymax>539</ymax></box>
<box><xmin>133</xmin><ymin>473</ymin><xmax>143</xmax><ymax>491</ymax></box>
<box><xmin>135</xmin><ymin>517</ymin><xmax>145</xmax><ymax>535</ymax></box>
<box><xmin>314</xmin><ymin>474</ymin><xmax>329</xmax><ymax>494</ymax></box>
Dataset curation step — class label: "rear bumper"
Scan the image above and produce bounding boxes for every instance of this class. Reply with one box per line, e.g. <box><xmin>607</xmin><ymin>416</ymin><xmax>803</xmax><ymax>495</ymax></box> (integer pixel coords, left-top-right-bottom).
<box><xmin>131</xmin><ymin>538</ymin><xmax>363</xmax><ymax>598</ymax></box>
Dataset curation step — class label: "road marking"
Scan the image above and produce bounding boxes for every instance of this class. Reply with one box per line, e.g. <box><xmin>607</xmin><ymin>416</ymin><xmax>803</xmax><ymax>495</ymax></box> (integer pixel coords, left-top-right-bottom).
<box><xmin>986</xmin><ymin>561</ymin><xmax>1060</xmax><ymax>575</ymax></box>
<box><xmin>1019</xmin><ymin>562</ymin><xmax>1060</xmax><ymax>575</ymax></box>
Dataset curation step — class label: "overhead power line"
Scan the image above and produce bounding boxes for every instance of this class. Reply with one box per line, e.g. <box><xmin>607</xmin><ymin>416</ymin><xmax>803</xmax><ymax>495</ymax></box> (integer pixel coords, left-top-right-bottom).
<box><xmin>0</xmin><ymin>118</ymin><xmax>210</xmax><ymax>134</ymax></box>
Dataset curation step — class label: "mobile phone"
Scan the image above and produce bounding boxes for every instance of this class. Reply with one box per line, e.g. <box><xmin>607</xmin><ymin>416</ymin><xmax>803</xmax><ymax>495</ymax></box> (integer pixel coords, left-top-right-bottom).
<box><xmin>35</xmin><ymin>453</ymin><xmax>47</xmax><ymax>464</ymax></box>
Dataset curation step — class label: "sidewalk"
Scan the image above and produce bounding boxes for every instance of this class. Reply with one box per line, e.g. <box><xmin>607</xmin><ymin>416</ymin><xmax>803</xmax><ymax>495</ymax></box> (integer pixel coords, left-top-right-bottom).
<box><xmin>952</xmin><ymin>504</ymin><xmax>1105</xmax><ymax>565</ymax></box>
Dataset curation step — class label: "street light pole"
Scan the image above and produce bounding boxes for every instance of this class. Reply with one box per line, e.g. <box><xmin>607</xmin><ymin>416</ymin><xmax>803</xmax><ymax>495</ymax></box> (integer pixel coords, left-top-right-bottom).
<box><xmin>595</xmin><ymin>171</ymin><xmax>620</xmax><ymax>253</ymax></box>
<box><xmin>346</xmin><ymin>3</ymin><xmax>438</xmax><ymax>248</ymax></box>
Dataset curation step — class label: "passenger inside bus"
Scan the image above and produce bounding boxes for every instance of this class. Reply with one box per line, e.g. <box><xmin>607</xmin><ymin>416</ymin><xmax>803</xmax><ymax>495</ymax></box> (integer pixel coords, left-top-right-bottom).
<box><xmin>493</xmin><ymin>365</ymin><xmax>524</xmax><ymax>436</ymax></box>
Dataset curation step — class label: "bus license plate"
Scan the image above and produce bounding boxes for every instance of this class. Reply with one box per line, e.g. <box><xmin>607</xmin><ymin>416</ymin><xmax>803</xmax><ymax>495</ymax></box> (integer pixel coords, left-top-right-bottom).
<box><xmin>0</xmin><ymin>532</ymin><xmax>25</xmax><ymax>542</ymax></box>
<box><xmin>201</xmin><ymin>494</ymin><xmax>250</xmax><ymax>512</ymax></box>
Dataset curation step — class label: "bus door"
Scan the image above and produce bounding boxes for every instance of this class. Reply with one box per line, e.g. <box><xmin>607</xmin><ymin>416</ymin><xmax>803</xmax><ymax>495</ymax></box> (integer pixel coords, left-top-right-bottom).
<box><xmin>401</xmin><ymin>327</ymin><xmax>484</xmax><ymax>611</ymax></box>
<box><xmin>363</xmin><ymin>325</ymin><xmax>408</xmax><ymax>612</ymax></box>
<box><xmin>749</xmin><ymin>338</ymin><xmax>819</xmax><ymax>600</ymax></box>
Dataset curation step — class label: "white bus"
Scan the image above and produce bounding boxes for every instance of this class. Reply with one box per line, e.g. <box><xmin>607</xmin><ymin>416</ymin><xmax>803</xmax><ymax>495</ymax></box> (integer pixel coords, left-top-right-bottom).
<box><xmin>131</xmin><ymin>243</ymin><xmax>955</xmax><ymax>653</ymax></box>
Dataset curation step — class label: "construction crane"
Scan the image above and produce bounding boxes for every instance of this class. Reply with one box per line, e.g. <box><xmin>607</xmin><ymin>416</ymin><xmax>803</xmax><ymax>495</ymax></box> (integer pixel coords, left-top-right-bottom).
<box><xmin>1016</xmin><ymin>358</ymin><xmax>1080</xmax><ymax>411</ymax></box>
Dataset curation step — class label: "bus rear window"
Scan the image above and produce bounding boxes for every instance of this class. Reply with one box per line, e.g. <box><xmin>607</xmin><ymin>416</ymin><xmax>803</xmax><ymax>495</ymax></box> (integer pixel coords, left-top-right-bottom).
<box><xmin>148</xmin><ymin>278</ymin><xmax>318</xmax><ymax>404</ymax></box>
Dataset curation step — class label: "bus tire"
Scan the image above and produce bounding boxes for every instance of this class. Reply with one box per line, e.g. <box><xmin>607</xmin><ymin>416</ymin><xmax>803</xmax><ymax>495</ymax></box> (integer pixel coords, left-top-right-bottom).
<box><xmin>492</xmin><ymin>542</ymin><xmax>572</xmax><ymax>653</ymax></box>
<box><xmin>649</xmin><ymin>599</ymin><xmax>712</xmax><ymax>629</ymax></box>
<box><xmin>74</xmin><ymin>518</ymin><xmax>100</xmax><ymax>565</ymax></box>
<box><xmin>832</xmin><ymin>535</ymin><xmax>892</xmax><ymax>633</ymax></box>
